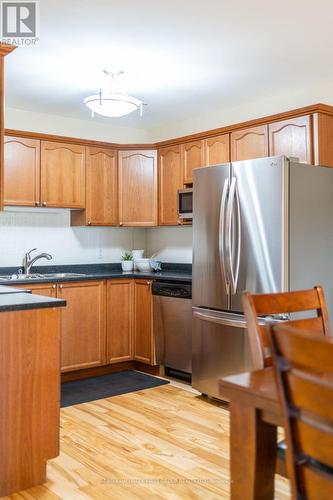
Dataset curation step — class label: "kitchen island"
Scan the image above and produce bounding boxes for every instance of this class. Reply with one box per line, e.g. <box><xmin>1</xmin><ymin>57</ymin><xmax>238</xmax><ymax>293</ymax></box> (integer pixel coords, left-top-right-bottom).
<box><xmin>0</xmin><ymin>286</ymin><xmax>65</xmax><ymax>497</ymax></box>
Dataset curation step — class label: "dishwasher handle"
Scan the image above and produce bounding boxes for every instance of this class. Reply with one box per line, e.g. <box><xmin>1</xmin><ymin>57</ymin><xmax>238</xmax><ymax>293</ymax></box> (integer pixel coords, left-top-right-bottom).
<box><xmin>152</xmin><ymin>281</ymin><xmax>192</xmax><ymax>299</ymax></box>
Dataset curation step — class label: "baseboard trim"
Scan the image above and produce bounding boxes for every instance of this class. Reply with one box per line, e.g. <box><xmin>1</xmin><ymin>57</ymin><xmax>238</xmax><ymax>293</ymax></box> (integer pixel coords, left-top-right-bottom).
<box><xmin>61</xmin><ymin>361</ymin><xmax>160</xmax><ymax>382</ymax></box>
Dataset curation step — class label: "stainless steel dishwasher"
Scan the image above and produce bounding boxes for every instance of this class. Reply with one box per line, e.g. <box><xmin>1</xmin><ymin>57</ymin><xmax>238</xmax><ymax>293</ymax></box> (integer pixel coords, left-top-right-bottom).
<box><xmin>153</xmin><ymin>280</ymin><xmax>192</xmax><ymax>376</ymax></box>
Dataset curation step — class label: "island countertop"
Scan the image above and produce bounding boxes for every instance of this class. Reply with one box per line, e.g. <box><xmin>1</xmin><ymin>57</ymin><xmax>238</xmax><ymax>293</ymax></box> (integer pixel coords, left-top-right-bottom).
<box><xmin>0</xmin><ymin>285</ymin><xmax>66</xmax><ymax>312</ymax></box>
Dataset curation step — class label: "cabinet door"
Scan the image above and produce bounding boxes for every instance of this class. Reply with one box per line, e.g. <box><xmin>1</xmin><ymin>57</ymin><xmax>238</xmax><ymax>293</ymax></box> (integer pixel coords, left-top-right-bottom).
<box><xmin>17</xmin><ymin>283</ymin><xmax>57</xmax><ymax>297</ymax></box>
<box><xmin>106</xmin><ymin>279</ymin><xmax>133</xmax><ymax>363</ymax></box>
<box><xmin>158</xmin><ymin>145</ymin><xmax>183</xmax><ymax>225</ymax></box>
<box><xmin>268</xmin><ymin>115</ymin><xmax>312</xmax><ymax>163</ymax></box>
<box><xmin>4</xmin><ymin>136</ymin><xmax>40</xmax><ymax>206</ymax></box>
<box><xmin>182</xmin><ymin>140</ymin><xmax>204</xmax><ymax>184</ymax></box>
<box><xmin>118</xmin><ymin>150</ymin><xmax>157</xmax><ymax>226</ymax></box>
<box><xmin>231</xmin><ymin>125</ymin><xmax>269</xmax><ymax>161</ymax></box>
<box><xmin>204</xmin><ymin>134</ymin><xmax>230</xmax><ymax>166</ymax></box>
<box><xmin>41</xmin><ymin>141</ymin><xmax>85</xmax><ymax>208</ymax></box>
<box><xmin>85</xmin><ymin>147</ymin><xmax>118</xmax><ymax>225</ymax></box>
<box><xmin>134</xmin><ymin>279</ymin><xmax>155</xmax><ymax>365</ymax></box>
<box><xmin>58</xmin><ymin>281</ymin><xmax>106</xmax><ymax>372</ymax></box>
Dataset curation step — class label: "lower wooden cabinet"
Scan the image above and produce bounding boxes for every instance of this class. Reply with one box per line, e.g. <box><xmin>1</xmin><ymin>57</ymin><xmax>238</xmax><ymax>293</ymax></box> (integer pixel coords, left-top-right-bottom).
<box><xmin>134</xmin><ymin>279</ymin><xmax>155</xmax><ymax>365</ymax></box>
<box><xmin>58</xmin><ymin>281</ymin><xmax>106</xmax><ymax>372</ymax></box>
<box><xmin>106</xmin><ymin>279</ymin><xmax>133</xmax><ymax>363</ymax></box>
<box><xmin>18</xmin><ymin>282</ymin><xmax>57</xmax><ymax>297</ymax></box>
<box><xmin>16</xmin><ymin>277</ymin><xmax>156</xmax><ymax>371</ymax></box>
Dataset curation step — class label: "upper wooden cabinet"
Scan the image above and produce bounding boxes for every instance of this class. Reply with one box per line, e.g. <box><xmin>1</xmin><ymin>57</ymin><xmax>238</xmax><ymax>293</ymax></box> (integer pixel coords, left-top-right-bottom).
<box><xmin>158</xmin><ymin>145</ymin><xmax>183</xmax><ymax>226</ymax></box>
<box><xmin>118</xmin><ymin>150</ymin><xmax>157</xmax><ymax>227</ymax></box>
<box><xmin>269</xmin><ymin>116</ymin><xmax>312</xmax><ymax>163</ymax></box>
<box><xmin>106</xmin><ymin>279</ymin><xmax>133</xmax><ymax>364</ymax></box>
<box><xmin>58</xmin><ymin>280</ymin><xmax>106</xmax><ymax>372</ymax></box>
<box><xmin>0</xmin><ymin>45</ymin><xmax>16</xmax><ymax>211</ymax></box>
<box><xmin>182</xmin><ymin>140</ymin><xmax>205</xmax><ymax>184</ymax></box>
<box><xmin>4</xmin><ymin>136</ymin><xmax>40</xmax><ymax>206</ymax></box>
<box><xmin>231</xmin><ymin>125</ymin><xmax>269</xmax><ymax>162</ymax></box>
<box><xmin>71</xmin><ymin>146</ymin><xmax>118</xmax><ymax>226</ymax></box>
<box><xmin>41</xmin><ymin>141</ymin><xmax>85</xmax><ymax>208</ymax></box>
<box><xmin>204</xmin><ymin>134</ymin><xmax>230</xmax><ymax>166</ymax></box>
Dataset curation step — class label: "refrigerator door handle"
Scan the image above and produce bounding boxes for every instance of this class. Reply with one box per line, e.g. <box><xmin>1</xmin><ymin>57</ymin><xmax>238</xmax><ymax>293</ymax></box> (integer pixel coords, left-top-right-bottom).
<box><xmin>193</xmin><ymin>308</ymin><xmax>247</xmax><ymax>328</ymax></box>
<box><xmin>219</xmin><ymin>178</ymin><xmax>229</xmax><ymax>292</ymax></box>
<box><xmin>226</xmin><ymin>177</ymin><xmax>241</xmax><ymax>295</ymax></box>
<box><xmin>234</xmin><ymin>181</ymin><xmax>242</xmax><ymax>293</ymax></box>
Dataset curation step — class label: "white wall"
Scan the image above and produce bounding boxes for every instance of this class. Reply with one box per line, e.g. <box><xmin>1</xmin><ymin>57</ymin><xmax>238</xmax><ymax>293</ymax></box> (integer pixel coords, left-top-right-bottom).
<box><xmin>148</xmin><ymin>79</ymin><xmax>333</xmax><ymax>141</ymax></box>
<box><xmin>0</xmin><ymin>208</ymin><xmax>193</xmax><ymax>267</ymax></box>
<box><xmin>5</xmin><ymin>107</ymin><xmax>149</xmax><ymax>144</ymax></box>
<box><xmin>146</xmin><ymin>226</ymin><xmax>193</xmax><ymax>263</ymax></box>
<box><xmin>0</xmin><ymin>208</ymin><xmax>147</xmax><ymax>267</ymax></box>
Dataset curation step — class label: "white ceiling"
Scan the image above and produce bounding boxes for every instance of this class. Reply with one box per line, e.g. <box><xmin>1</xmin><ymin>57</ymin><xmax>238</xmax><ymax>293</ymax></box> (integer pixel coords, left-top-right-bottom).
<box><xmin>5</xmin><ymin>0</ymin><xmax>333</xmax><ymax>130</ymax></box>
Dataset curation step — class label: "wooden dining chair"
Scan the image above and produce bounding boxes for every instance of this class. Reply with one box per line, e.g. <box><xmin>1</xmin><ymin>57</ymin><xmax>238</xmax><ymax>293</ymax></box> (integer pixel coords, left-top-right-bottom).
<box><xmin>242</xmin><ymin>286</ymin><xmax>331</xmax><ymax>370</ymax></box>
<box><xmin>269</xmin><ymin>324</ymin><xmax>333</xmax><ymax>500</ymax></box>
<box><xmin>242</xmin><ymin>286</ymin><xmax>331</xmax><ymax>478</ymax></box>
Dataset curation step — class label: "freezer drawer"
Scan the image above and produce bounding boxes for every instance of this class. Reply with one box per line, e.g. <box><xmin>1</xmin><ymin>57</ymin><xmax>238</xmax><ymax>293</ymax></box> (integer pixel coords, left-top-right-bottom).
<box><xmin>192</xmin><ymin>307</ymin><xmax>254</xmax><ymax>400</ymax></box>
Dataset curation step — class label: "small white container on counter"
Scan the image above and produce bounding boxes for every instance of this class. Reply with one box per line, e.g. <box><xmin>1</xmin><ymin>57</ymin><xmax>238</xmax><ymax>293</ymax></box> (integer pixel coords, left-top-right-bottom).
<box><xmin>134</xmin><ymin>258</ymin><xmax>152</xmax><ymax>272</ymax></box>
<box><xmin>121</xmin><ymin>261</ymin><xmax>134</xmax><ymax>272</ymax></box>
<box><xmin>132</xmin><ymin>250</ymin><xmax>144</xmax><ymax>270</ymax></box>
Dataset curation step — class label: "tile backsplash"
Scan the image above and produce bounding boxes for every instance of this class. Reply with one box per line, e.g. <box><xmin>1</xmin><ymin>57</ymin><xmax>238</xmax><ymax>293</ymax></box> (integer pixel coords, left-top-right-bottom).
<box><xmin>0</xmin><ymin>208</ymin><xmax>146</xmax><ymax>267</ymax></box>
<box><xmin>0</xmin><ymin>208</ymin><xmax>193</xmax><ymax>267</ymax></box>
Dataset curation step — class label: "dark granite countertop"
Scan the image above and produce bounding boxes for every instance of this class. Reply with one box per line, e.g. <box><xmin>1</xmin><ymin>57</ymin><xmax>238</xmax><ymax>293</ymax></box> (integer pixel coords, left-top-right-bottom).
<box><xmin>0</xmin><ymin>286</ymin><xmax>66</xmax><ymax>312</ymax></box>
<box><xmin>0</xmin><ymin>263</ymin><xmax>192</xmax><ymax>286</ymax></box>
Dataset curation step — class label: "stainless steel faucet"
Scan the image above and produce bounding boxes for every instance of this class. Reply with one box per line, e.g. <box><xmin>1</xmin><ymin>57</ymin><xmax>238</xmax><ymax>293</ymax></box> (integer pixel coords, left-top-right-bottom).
<box><xmin>23</xmin><ymin>248</ymin><xmax>53</xmax><ymax>275</ymax></box>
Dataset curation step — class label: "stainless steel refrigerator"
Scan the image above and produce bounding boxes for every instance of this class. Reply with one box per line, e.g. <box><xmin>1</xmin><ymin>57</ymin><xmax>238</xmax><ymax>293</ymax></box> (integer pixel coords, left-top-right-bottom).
<box><xmin>192</xmin><ymin>155</ymin><xmax>333</xmax><ymax>399</ymax></box>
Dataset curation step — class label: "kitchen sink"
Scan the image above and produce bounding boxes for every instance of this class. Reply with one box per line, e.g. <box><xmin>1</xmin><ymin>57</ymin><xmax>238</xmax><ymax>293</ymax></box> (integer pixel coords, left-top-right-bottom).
<box><xmin>41</xmin><ymin>273</ymin><xmax>87</xmax><ymax>278</ymax></box>
<box><xmin>0</xmin><ymin>272</ymin><xmax>87</xmax><ymax>281</ymax></box>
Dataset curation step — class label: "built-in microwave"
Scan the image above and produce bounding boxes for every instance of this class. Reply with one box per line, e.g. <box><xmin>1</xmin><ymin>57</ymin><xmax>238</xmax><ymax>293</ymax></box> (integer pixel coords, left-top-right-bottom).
<box><xmin>178</xmin><ymin>188</ymin><xmax>193</xmax><ymax>220</ymax></box>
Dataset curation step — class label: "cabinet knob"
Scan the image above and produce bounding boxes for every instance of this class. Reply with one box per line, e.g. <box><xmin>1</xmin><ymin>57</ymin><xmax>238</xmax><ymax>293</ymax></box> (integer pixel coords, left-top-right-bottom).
<box><xmin>42</xmin><ymin>202</ymin><xmax>46</xmax><ymax>207</ymax></box>
<box><xmin>52</xmin><ymin>284</ymin><xmax>56</xmax><ymax>289</ymax></box>
<box><xmin>88</xmin><ymin>221</ymin><xmax>91</xmax><ymax>225</ymax></box>
<box><xmin>119</xmin><ymin>222</ymin><xmax>123</xmax><ymax>226</ymax></box>
<box><xmin>35</xmin><ymin>201</ymin><xmax>39</xmax><ymax>206</ymax></box>
<box><xmin>59</xmin><ymin>284</ymin><xmax>63</xmax><ymax>289</ymax></box>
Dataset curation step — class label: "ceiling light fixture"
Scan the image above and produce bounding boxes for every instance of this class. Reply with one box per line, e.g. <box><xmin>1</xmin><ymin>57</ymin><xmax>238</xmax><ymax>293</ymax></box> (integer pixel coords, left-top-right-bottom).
<box><xmin>84</xmin><ymin>70</ymin><xmax>144</xmax><ymax>118</ymax></box>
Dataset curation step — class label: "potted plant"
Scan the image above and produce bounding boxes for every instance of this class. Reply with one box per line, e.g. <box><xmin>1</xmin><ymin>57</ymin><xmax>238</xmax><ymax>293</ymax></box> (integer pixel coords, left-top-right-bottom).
<box><xmin>121</xmin><ymin>251</ymin><xmax>134</xmax><ymax>272</ymax></box>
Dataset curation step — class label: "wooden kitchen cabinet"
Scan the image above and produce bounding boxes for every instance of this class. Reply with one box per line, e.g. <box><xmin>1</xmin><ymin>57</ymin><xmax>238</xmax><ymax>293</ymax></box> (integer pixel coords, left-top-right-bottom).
<box><xmin>0</xmin><ymin>306</ymin><xmax>61</xmax><ymax>497</ymax></box>
<box><xmin>71</xmin><ymin>146</ymin><xmax>118</xmax><ymax>226</ymax></box>
<box><xmin>231</xmin><ymin>125</ymin><xmax>269</xmax><ymax>161</ymax></box>
<box><xmin>182</xmin><ymin>139</ymin><xmax>205</xmax><ymax>184</ymax></box>
<box><xmin>0</xmin><ymin>45</ymin><xmax>16</xmax><ymax>211</ymax></box>
<box><xmin>106</xmin><ymin>279</ymin><xmax>133</xmax><ymax>363</ymax></box>
<box><xmin>158</xmin><ymin>145</ymin><xmax>183</xmax><ymax>225</ymax></box>
<box><xmin>268</xmin><ymin>115</ymin><xmax>312</xmax><ymax>163</ymax></box>
<box><xmin>134</xmin><ymin>279</ymin><xmax>155</xmax><ymax>365</ymax></box>
<box><xmin>118</xmin><ymin>150</ymin><xmax>157</xmax><ymax>226</ymax></box>
<box><xmin>41</xmin><ymin>141</ymin><xmax>85</xmax><ymax>208</ymax></box>
<box><xmin>204</xmin><ymin>134</ymin><xmax>230</xmax><ymax>166</ymax></box>
<box><xmin>17</xmin><ymin>282</ymin><xmax>57</xmax><ymax>297</ymax></box>
<box><xmin>58</xmin><ymin>280</ymin><xmax>106</xmax><ymax>372</ymax></box>
<box><xmin>4</xmin><ymin>136</ymin><xmax>41</xmax><ymax>206</ymax></box>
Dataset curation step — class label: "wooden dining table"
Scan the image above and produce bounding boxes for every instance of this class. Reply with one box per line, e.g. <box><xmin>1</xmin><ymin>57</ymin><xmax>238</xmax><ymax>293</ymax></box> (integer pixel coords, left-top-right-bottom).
<box><xmin>219</xmin><ymin>368</ymin><xmax>284</xmax><ymax>500</ymax></box>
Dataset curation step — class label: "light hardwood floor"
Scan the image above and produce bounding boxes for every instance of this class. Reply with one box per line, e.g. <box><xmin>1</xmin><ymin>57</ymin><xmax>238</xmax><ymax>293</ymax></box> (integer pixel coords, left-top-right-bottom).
<box><xmin>3</xmin><ymin>384</ymin><xmax>290</xmax><ymax>499</ymax></box>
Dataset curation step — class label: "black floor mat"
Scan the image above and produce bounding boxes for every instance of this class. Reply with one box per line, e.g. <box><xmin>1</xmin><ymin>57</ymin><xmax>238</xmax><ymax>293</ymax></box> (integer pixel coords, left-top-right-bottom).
<box><xmin>61</xmin><ymin>370</ymin><xmax>169</xmax><ymax>407</ymax></box>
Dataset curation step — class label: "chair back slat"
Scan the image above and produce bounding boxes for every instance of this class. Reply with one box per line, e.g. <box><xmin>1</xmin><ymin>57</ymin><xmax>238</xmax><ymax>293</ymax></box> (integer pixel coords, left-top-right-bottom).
<box><xmin>301</xmin><ymin>466</ymin><xmax>333</xmax><ymax>500</ymax></box>
<box><xmin>242</xmin><ymin>286</ymin><xmax>331</xmax><ymax>370</ymax></box>
<box><xmin>269</xmin><ymin>325</ymin><xmax>333</xmax><ymax>499</ymax></box>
